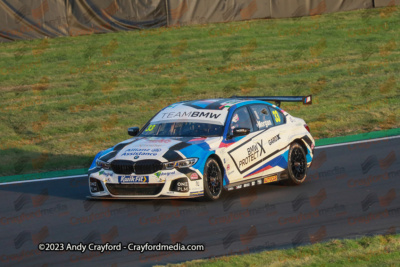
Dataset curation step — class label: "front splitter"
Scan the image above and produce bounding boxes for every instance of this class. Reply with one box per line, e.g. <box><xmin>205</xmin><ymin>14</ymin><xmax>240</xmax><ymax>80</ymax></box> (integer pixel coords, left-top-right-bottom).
<box><xmin>87</xmin><ymin>195</ymin><xmax>201</xmax><ymax>200</ymax></box>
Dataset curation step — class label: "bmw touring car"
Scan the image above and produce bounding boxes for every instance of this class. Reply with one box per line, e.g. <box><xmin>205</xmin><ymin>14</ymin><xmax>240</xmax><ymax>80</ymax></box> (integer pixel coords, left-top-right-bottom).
<box><xmin>88</xmin><ymin>96</ymin><xmax>314</xmax><ymax>200</ymax></box>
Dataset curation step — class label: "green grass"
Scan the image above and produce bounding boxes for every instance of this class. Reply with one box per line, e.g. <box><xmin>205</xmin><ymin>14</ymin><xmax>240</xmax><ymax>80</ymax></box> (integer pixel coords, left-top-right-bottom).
<box><xmin>0</xmin><ymin>7</ymin><xmax>399</xmax><ymax>176</ymax></box>
<box><xmin>158</xmin><ymin>234</ymin><xmax>400</xmax><ymax>267</ymax></box>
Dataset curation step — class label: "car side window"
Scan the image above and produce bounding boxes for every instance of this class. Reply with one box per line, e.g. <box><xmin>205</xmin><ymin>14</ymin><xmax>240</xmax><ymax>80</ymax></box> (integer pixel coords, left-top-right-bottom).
<box><xmin>269</xmin><ymin>107</ymin><xmax>285</xmax><ymax>126</ymax></box>
<box><xmin>249</xmin><ymin>104</ymin><xmax>274</xmax><ymax>131</ymax></box>
<box><xmin>229</xmin><ymin>107</ymin><xmax>253</xmax><ymax>136</ymax></box>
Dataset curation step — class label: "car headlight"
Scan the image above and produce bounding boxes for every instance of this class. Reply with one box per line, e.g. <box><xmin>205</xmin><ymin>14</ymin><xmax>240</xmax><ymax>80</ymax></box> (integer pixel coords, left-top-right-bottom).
<box><xmin>96</xmin><ymin>159</ymin><xmax>110</xmax><ymax>169</ymax></box>
<box><xmin>163</xmin><ymin>158</ymin><xmax>198</xmax><ymax>170</ymax></box>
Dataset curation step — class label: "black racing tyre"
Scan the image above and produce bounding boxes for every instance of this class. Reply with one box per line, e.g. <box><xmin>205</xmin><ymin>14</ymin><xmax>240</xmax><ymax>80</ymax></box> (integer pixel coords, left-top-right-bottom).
<box><xmin>203</xmin><ymin>158</ymin><xmax>223</xmax><ymax>201</ymax></box>
<box><xmin>287</xmin><ymin>142</ymin><xmax>307</xmax><ymax>185</ymax></box>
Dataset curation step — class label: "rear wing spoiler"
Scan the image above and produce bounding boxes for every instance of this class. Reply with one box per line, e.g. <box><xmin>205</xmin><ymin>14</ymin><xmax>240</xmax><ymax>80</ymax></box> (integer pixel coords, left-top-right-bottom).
<box><xmin>230</xmin><ymin>95</ymin><xmax>312</xmax><ymax>107</ymax></box>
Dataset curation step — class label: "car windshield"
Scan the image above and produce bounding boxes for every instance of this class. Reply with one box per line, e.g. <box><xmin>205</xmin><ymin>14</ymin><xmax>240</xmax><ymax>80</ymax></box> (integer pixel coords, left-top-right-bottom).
<box><xmin>140</xmin><ymin>122</ymin><xmax>224</xmax><ymax>137</ymax></box>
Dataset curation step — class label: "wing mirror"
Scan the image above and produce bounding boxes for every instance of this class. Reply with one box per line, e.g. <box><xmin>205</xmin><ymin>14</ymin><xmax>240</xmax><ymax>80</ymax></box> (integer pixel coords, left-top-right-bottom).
<box><xmin>232</xmin><ymin>128</ymin><xmax>250</xmax><ymax>138</ymax></box>
<box><xmin>128</xmin><ymin>127</ymin><xmax>140</xmax><ymax>136</ymax></box>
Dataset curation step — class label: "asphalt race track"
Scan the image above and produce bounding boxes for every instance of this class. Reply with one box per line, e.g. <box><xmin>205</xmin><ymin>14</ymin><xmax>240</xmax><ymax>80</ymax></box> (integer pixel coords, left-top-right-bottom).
<box><xmin>1</xmin><ymin>137</ymin><xmax>399</xmax><ymax>266</ymax></box>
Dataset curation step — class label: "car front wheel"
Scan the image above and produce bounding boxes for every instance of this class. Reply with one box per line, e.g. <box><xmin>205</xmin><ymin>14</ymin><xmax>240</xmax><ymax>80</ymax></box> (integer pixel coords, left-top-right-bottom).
<box><xmin>203</xmin><ymin>158</ymin><xmax>223</xmax><ymax>201</ymax></box>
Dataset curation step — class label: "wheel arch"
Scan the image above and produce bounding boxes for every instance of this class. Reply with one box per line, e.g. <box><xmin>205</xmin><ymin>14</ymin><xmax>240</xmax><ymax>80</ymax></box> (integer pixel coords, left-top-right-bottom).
<box><xmin>292</xmin><ymin>138</ymin><xmax>308</xmax><ymax>154</ymax></box>
<box><xmin>208</xmin><ymin>154</ymin><xmax>225</xmax><ymax>177</ymax></box>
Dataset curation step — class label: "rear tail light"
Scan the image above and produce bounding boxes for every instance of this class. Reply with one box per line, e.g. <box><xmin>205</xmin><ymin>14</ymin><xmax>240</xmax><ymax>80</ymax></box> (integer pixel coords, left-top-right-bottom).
<box><xmin>304</xmin><ymin>124</ymin><xmax>310</xmax><ymax>133</ymax></box>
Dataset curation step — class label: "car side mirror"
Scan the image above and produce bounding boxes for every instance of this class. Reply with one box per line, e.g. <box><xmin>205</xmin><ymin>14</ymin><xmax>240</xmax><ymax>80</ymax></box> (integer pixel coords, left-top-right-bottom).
<box><xmin>128</xmin><ymin>127</ymin><xmax>139</xmax><ymax>136</ymax></box>
<box><xmin>232</xmin><ymin>128</ymin><xmax>250</xmax><ymax>137</ymax></box>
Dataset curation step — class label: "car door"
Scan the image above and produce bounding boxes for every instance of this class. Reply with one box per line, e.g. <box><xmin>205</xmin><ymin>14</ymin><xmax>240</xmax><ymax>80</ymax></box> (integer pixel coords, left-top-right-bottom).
<box><xmin>240</xmin><ymin>104</ymin><xmax>277</xmax><ymax>180</ymax></box>
<box><xmin>225</xmin><ymin>105</ymin><xmax>274</xmax><ymax>183</ymax></box>
<box><xmin>223</xmin><ymin>106</ymin><xmax>259</xmax><ymax>183</ymax></box>
<box><xmin>249</xmin><ymin>104</ymin><xmax>289</xmax><ymax>179</ymax></box>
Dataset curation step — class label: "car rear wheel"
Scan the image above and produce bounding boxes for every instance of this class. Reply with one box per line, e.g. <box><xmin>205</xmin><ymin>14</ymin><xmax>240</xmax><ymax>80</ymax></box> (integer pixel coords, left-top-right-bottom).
<box><xmin>287</xmin><ymin>142</ymin><xmax>307</xmax><ymax>185</ymax></box>
<box><xmin>203</xmin><ymin>158</ymin><xmax>222</xmax><ymax>201</ymax></box>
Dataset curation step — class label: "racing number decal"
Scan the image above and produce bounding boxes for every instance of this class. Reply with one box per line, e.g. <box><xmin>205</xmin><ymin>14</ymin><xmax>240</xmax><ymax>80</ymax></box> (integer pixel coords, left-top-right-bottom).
<box><xmin>272</xmin><ymin>110</ymin><xmax>280</xmax><ymax>123</ymax></box>
<box><xmin>145</xmin><ymin>125</ymin><xmax>155</xmax><ymax>132</ymax></box>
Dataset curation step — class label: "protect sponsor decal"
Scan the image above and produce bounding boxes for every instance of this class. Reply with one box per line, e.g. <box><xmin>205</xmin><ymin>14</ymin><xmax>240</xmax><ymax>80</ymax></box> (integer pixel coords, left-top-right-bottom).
<box><xmin>228</xmin><ymin>139</ymin><xmax>266</xmax><ymax>173</ymax></box>
<box><xmin>151</xmin><ymin>106</ymin><xmax>228</xmax><ymax>125</ymax></box>
<box><xmin>118</xmin><ymin>176</ymin><xmax>149</xmax><ymax>184</ymax></box>
<box><xmin>264</xmin><ymin>175</ymin><xmax>278</xmax><ymax>184</ymax></box>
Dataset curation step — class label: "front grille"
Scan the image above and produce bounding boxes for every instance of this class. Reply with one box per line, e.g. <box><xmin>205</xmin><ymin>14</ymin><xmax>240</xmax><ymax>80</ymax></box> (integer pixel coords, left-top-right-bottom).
<box><xmin>134</xmin><ymin>160</ymin><xmax>163</xmax><ymax>174</ymax></box>
<box><xmin>111</xmin><ymin>159</ymin><xmax>163</xmax><ymax>175</ymax></box>
<box><xmin>111</xmin><ymin>160</ymin><xmax>135</xmax><ymax>174</ymax></box>
<box><xmin>106</xmin><ymin>183</ymin><xmax>164</xmax><ymax>196</ymax></box>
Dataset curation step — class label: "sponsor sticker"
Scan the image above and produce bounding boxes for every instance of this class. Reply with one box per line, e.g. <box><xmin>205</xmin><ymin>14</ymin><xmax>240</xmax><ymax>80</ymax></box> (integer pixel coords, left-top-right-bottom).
<box><xmin>155</xmin><ymin>171</ymin><xmax>176</xmax><ymax>182</ymax></box>
<box><xmin>118</xmin><ymin>175</ymin><xmax>149</xmax><ymax>184</ymax></box>
<box><xmin>268</xmin><ymin>134</ymin><xmax>281</xmax><ymax>146</ymax></box>
<box><xmin>121</xmin><ymin>148</ymin><xmax>159</xmax><ymax>157</ymax></box>
<box><xmin>230</xmin><ymin>140</ymin><xmax>266</xmax><ymax>172</ymax></box>
<box><xmin>244</xmin><ymin>183</ymin><xmax>250</xmax><ymax>188</ymax></box>
<box><xmin>257</xmin><ymin>179</ymin><xmax>263</xmax><ymax>185</ymax></box>
<box><xmin>256</xmin><ymin>120</ymin><xmax>272</xmax><ymax>129</ymax></box>
<box><xmin>189</xmin><ymin>172</ymin><xmax>200</xmax><ymax>180</ymax></box>
<box><xmin>99</xmin><ymin>170</ymin><xmax>113</xmax><ymax>177</ymax></box>
<box><xmin>151</xmin><ymin>106</ymin><xmax>228</xmax><ymax>125</ymax></box>
<box><xmin>236</xmin><ymin>185</ymin><xmax>243</xmax><ymax>189</ymax></box>
<box><xmin>190</xmin><ymin>191</ymin><xmax>204</xmax><ymax>196</ymax></box>
<box><xmin>155</xmin><ymin>171</ymin><xmax>176</xmax><ymax>178</ymax></box>
<box><xmin>177</xmin><ymin>181</ymin><xmax>189</xmax><ymax>192</ymax></box>
<box><xmin>264</xmin><ymin>175</ymin><xmax>278</xmax><ymax>184</ymax></box>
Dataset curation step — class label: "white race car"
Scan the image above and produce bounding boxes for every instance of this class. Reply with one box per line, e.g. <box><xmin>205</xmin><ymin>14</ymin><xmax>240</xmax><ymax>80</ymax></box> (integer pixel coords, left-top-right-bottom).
<box><xmin>88</xmin><ymin>96</ymin><xmax>314</xmax><ymax>200</ymax></box>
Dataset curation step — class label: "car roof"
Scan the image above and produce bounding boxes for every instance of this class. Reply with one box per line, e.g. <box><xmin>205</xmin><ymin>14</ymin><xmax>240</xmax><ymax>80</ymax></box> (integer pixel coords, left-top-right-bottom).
<box><xmin>167</xmin><ymin>98</ymin><xmax>277</xmax><ymax>111</ymax></box>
